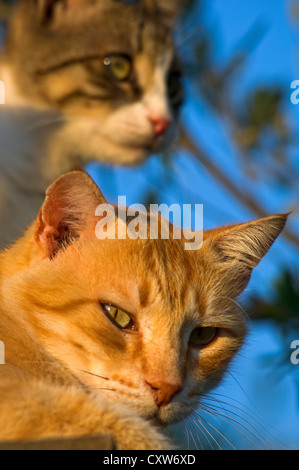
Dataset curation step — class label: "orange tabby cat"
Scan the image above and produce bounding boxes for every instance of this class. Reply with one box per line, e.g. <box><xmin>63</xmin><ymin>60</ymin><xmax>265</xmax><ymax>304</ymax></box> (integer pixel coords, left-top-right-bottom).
<box><xmin>0</xmin><ymin>171</ymin><xmax>287</xmax><ymax>449</ymax></box>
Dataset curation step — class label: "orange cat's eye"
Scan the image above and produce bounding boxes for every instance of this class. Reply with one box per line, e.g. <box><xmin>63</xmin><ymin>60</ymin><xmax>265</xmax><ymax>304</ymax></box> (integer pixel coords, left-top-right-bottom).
<box><xmin>102</xmin><ymin>304</ymin><xmax>134</xmax><ymax>330</ymax></box>
<box><xmin>189</xmin><ymin>327</ymin><xmax>218</xmax><ymax>349</ymax></box>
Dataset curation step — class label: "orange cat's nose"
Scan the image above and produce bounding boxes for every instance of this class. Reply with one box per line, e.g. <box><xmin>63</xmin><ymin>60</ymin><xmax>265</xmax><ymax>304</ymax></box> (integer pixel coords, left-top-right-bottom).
<box><xmin>145</xmin><ymin>379</ymin><xmax>181</xmax><ymax>408</ymax></box>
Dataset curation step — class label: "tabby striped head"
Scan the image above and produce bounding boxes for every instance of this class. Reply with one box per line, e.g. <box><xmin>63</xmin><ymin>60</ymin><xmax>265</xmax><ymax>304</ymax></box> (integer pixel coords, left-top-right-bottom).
<box><xmin>2</xmin><ymin>0</ymin><xmax>187</xmax><ymax>165</ymax></box>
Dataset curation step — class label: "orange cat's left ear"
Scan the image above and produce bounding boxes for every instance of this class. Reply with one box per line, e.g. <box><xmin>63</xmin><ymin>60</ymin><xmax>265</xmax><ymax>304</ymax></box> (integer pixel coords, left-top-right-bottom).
<box><xmin>205</xmin><ymin>213</ymin><xmax>288</xmax><ymax>296</ymax></box>
<box><xmin>35</xmin><ymin>170</ymin><xmax>106</xmax><ymax>258</ymax></box>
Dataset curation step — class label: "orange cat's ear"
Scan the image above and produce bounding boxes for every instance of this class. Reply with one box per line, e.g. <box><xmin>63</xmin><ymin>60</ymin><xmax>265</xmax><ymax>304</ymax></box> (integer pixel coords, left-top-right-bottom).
<box><xmin>35</xmin><ymin>170</ymin><xmax>106</xmax><ymax>258</ymax></box>
<box><xmin>206</xmin><ymin>213</ymin><xmax>288</xmax><ymax>296</ymax></box>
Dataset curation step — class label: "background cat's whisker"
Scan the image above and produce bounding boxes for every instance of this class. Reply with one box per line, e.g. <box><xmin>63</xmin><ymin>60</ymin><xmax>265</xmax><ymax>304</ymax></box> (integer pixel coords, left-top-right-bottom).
<box><xmin>23</xmin><ymin>112</ymin><xmax>106</xmax><ymax>134</ymax></box>
<box><xmin>175</xmin><ymin>11</ymin><xmax>199</xmax><ymax>46</ymax></box>
<box><xmin>176</xmin><ymin>27</ymin><xmax>200</xmax><ymax>51</ymax></box>
<box><xmin>24</xmin><ymin>109</ymin><xmax>155</xmax><ymax>134</ymax></box>
<box><xmin>24</xmin><ymin>116</ymin><xmax>67</xmax><ymax>133</ymax></box>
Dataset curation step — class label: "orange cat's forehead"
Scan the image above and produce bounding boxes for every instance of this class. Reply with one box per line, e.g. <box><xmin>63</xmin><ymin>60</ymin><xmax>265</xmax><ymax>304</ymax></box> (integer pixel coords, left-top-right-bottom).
<box><xmin>75</xmin><ymin>235</ymin><xmax>204</xmax><ymax>315</ymax></box>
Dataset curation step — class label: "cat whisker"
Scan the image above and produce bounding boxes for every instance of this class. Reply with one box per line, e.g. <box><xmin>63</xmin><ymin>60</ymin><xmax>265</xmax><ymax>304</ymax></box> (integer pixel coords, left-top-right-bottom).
<box><xmin>206</xmin><ymin>391</ymin><xmax>286</xmax><ymax>449</ymax></box>
<box><xmin>223</xmin><ymin>296</ymin><xmax>252</xmax><ymax>323</ymax></box>
<box><xmin>23</xmin><ymin>112</ymin><xmax>106</xmax><ymax>134</ymax></box>
<box><xmin>23</xmin><ymin>109</ymin><xmax>141</xmax><ymax>133</ymax></box>
<box><xmin>195</xmin><ymin>409</ymin><xmax>239</xmax><ymax>450</ymax></box>
<box><xmin>91</xmin><ymin>387</ymin><xmax>116</xmax><ymax>392</ymax></box>
<box><xmin>194</xmin><ymin>411</ymin><xmax>233</xmax><ymax>450</ymax></box>
<box><xmin>197</xmin><ymin>398</ymin><xmax>270</xmax><ymax>449</ymax></box>
<box><xmin>200</xmin><ymin>402</ymin><xmax>262</xmax><ymax>446</ymax></box>
<box><xmin>189</xmin><ymin>422</ymin><xmax>202</xmax><ymax>450</ymax></box>
<box><xmin>16</xmin><ymin>360</ymin><xmax>58</xmax><ymax>365</ymax></box>
<box><xmin>15</xmin><ymin>361</ymin><xmax>110</xmax><ymax>382</ymax></box>
<box><xmin>175</xmin><ymin>15</ymin><xmax>200</xmax><ymax>47</ymax></box>
<box><xmin>24</xmin><ymin>116</ymin><xmax>68</xmax><ymax>133</ymax></box>
<box><xmin>183</xmin><ymin>424</ymin><xmax>191</xmax><ymax>450</ymax></box>
<box><xmin>78</xmin><ymin>369</ymin><xmax>110</xmax><ymax>381</ymax></box>
<box><xmin>185</xmin><ymin>412</ymin><xmax>215</xmax><ymax>450</ymax></box>
<box><xmin>176</xmin><ymin>30</ymin><xmax>200</xmax><ymax>52</ymax></box>
<box><xmin>208</xmin><ymin>391</ymin><xmax>265</xmax><ymax>426</ymax></box>
<box><xmin>189</xmin><ymin>417</ymin><xmax>213</xmax><ymax>450</ymax></box>
<box><xmin>185</xmin><ymin>417</ymin><xmax>201</xmax><ymax>450</ymax></box>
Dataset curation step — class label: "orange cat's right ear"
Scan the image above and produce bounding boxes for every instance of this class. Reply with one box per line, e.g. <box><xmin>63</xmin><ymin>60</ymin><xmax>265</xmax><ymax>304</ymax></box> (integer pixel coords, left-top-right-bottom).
<box><xmin>35</xmin><ymin>170</ymin><xmax>106</xmax><ymax>258</ymax></box>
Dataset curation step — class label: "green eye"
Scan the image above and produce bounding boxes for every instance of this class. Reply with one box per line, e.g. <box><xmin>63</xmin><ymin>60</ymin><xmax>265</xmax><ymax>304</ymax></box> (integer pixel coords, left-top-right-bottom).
<box><xmin>189</xmin><ymin>327</ymin><xmax>218</xmax><ymax>348</ymax></box>
<box><xmin>103</xmin><ymin>55</ymin><xmax>132</xmax><ymax>81</ymax></box>
<box><xmin>102</xmin><ymin>304</ymin><xmax>134</xmax><ymax>330</ymax></box>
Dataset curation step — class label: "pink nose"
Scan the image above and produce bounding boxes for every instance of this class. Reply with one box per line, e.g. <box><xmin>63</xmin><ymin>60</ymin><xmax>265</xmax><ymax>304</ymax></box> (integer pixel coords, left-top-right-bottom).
<box><xmin>145</xmin><ymin>379</ymin><xmax>181</xmax><ymax>407</ymax></box>
<box><xmin>148</xmin><ymin>114</ymin><xmax>172</xmax><ymax>136</ymax></box>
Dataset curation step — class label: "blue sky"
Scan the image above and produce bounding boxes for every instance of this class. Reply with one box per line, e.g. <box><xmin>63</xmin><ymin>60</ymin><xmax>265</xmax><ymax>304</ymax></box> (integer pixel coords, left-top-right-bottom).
<box><xmin>88</xmin><ymin>0</ymin><xmax>299</xmax><ymax>449</ymax></box>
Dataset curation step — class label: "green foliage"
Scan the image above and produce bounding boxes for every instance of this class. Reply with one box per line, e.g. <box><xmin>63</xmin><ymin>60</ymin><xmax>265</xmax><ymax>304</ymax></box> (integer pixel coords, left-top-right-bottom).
<box><xmin>249</xmin><ymin>270</ymin><xmax>299</xmax><ymax>326</ymax></box>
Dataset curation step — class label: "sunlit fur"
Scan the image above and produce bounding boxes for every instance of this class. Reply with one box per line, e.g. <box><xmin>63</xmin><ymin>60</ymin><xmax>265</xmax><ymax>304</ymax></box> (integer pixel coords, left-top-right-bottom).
<box><xmin>0</xmin><ymin>171</ymin><xmax>287</xmax><ymax>449</ymax></box>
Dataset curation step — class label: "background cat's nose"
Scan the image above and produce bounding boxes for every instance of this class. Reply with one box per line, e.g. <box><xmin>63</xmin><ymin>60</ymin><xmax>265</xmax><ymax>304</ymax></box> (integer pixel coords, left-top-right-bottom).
<box><xmin>148</xmin><ymin>113</ymin><xmax>172</xmax><ymax>136</ymax></box>
<box><xmin>145</xmin><ymin>379</ymin><xmax>181</xmax><ymax>407</ymax></box>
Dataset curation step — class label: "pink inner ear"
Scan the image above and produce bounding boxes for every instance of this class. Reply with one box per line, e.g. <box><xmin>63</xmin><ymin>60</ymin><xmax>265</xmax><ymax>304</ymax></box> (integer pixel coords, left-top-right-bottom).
<box><xmin>35</xmin><ymin>208</ymin><xmax>61</xmax><ymax>258</ymax></box>
<box><xmin>34</xmin><ymin>170</ymin><xmax>106</xmax><ymax>258</ymax></box>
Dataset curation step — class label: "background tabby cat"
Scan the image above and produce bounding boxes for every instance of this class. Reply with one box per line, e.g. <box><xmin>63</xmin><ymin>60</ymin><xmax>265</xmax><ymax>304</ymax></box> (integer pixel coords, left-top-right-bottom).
<box><xmin>0</xmin><ymin>0</ymin><xmax>187</xmax><ymax>246</ymax></box>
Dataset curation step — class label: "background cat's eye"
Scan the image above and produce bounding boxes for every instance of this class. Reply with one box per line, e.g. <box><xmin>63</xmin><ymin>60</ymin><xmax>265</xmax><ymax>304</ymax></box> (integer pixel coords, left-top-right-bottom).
<box><xmin>189</xmin><ymin>327</ymin><xmax>218</xmax><ymax>349</ymax></box>
<box><xmin>103</xmin><ymin>55</ymin><xmax>132</xmax><ymax>81</ymax></box>
<box><xmin>102</xmin><ymin>303</ymin><xmax>135</xmax><ymax>330</ymax></box>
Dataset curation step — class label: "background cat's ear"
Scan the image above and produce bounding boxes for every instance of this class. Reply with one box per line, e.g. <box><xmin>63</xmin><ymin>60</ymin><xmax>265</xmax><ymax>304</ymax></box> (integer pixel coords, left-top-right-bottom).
<box><xmin>34</xmin><ymin>0</ymin><xmax>65</xmax><ymax>25</ymax></box>
<box><xmin>35</xmin><ymin>170</ymin><xmax>106</xmax><ymax>258</ymax></box>
<box><xmin>206</xmin><ymin>214</ymin><xmax>288</xmax><ymax>296</ymax></box>
<box><xmin>145</xmin><ymin>0</ymin><xmax>191</xmax><ymax>26</ymax></box>
<box><xmin>34</xmin><ymin>0</ymin><xmax>82</xmax><ymax>26</ymax></box>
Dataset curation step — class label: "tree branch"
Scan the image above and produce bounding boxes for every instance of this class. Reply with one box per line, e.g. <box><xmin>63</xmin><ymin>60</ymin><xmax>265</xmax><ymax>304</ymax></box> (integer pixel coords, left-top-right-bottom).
<box><xmin>180</xmin><ymin>131</ymin><xmax>299</xmax><ymax>251</ymax></box>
